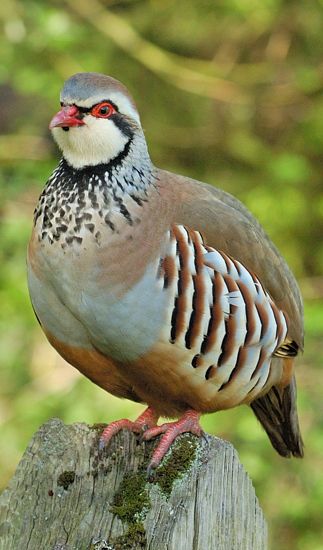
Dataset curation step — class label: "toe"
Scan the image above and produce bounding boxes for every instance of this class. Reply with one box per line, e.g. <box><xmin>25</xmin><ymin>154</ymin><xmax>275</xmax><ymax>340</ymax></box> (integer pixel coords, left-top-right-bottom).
<box><xmin>141</xmin><ymin>423</ymin><xmax>170</xmax><ymax>441</ymax></box>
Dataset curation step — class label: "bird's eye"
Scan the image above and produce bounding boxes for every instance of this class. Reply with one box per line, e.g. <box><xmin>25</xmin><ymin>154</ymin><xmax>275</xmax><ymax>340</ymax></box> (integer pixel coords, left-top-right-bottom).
<box><xmin>91</xmin><ymin>102</ymin><xmax>115</xmax><ymax>118</ymax></box>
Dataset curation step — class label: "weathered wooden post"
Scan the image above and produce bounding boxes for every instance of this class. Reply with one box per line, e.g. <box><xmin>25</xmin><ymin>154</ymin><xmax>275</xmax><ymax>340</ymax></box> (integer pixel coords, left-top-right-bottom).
<box><xmin>0</xmin><ymin>418</ymin><xmax>267</xmax><ymax>549</ymax></box>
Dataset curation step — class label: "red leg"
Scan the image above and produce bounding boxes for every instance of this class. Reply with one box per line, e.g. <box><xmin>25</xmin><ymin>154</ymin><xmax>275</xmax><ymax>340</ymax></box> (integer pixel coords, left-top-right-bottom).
<box><xmin>143</xmin><ymin>410</ymin><xmax>203</xmax><ymax>471</ymax></box>
<box><xmin>99</xmin><ymin>407</ymin><xmax>159</xmax><ymax>450</ymax></box>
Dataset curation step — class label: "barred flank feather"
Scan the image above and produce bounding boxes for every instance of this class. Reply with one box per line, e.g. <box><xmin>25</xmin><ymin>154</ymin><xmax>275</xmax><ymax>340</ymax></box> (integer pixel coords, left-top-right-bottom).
<box><xmin>250</xmin><ymin>375</ymin><xmax>304</xmax><ymax>457</ymax></box>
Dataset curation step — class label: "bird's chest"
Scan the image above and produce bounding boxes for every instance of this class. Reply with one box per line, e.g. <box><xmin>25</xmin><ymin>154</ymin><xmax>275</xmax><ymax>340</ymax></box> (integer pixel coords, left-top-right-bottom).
<box><xmin>28</xmin><ymin>211</ymin><xmax>172</xmax><ymax>362</ymax></box>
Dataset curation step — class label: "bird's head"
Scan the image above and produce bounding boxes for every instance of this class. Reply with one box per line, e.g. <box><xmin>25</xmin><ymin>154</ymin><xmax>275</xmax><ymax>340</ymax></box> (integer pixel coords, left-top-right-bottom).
<box><xmin>49</xmin><ymin>72</ymin><xmax>144</xmax><ymax>170</ymax></box>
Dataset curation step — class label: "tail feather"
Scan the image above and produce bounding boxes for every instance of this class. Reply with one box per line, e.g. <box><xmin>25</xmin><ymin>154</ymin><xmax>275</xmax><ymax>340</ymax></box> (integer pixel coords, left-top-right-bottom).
<box><xmin>250</xmin><ymin>375</ymin><xmax>304</xmax><ymax>458</ymax></box>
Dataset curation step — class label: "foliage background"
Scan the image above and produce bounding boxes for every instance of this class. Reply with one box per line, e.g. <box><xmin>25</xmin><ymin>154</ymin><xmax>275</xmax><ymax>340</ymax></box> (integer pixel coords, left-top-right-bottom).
<box><xmin>1</xmin><ymin>0</ymin><xmax>323</xmax><ymax>547</ymax></box>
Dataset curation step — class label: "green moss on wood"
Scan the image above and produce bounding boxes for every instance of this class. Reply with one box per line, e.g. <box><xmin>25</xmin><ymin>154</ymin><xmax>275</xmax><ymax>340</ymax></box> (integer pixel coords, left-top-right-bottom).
<box><xmin>112</xmin><ymin>522</ymin><xmax>146</xmax><ymax>549</ymax></box>
<box><xmin>57</xmin><ymin>470</ymin><xmax>75</xmax><ymax>490</ymax></box>
<box><xmin>153</xmin><ymin>434</ymin><xmax>199</xmax><ymax>497</ymax></box>
<box><xmin>89</xmin><ymin>423</ymin><xmax>107</xmax><ymax>433</ymax></box>
<box><xmin>110</xmin><ymin>471</ymin><xmax>149</xmax><ymax>522</ymax></box>
<box><xmin>109</xmin><ymin>471</ymin><xmax>149</xmax><ymax>548</ymax></box>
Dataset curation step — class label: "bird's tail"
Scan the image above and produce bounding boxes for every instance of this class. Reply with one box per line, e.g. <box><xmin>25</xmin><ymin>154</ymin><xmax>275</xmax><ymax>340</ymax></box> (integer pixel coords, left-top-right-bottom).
<box><xmin>250</xmin><ymin>375</ymin><xmax>304</xmax><ymax>458</ymax></box>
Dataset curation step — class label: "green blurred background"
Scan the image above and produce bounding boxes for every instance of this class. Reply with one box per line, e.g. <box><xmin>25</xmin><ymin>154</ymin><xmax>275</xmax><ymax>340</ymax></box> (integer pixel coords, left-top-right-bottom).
<box><xmin>1</xmin><ymin>0</ymin><xmax>323</xmax><ymax>547</ymax></box>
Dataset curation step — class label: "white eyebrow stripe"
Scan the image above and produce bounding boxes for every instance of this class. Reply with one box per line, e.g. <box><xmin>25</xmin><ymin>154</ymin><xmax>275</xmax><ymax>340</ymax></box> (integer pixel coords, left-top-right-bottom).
<box><xmin>60</xmin><ymin>91</ymin><xmax>141</xmax><ymax>124</ymax></box>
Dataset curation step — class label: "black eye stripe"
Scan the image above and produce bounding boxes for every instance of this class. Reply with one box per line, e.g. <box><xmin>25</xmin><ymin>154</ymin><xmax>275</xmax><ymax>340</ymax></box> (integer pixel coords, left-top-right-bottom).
<box><xmin>77</xmin><ymin>105</ymin><xmax>91</xmax><ymax>113</ymax></box>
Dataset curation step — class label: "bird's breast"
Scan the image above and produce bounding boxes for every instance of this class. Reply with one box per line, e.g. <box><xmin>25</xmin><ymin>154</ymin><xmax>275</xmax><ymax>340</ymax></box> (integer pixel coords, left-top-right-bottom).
<box><xmin>27</xmin><ymin>217</ymin><xmax>172</xmax><ymax>362</ymax></box>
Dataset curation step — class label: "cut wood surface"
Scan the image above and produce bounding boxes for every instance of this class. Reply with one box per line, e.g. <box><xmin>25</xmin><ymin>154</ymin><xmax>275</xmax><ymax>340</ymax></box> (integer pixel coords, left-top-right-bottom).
<box><xmin>0</xmin><ymin>418</ymin><xmax>267</xmax><ymax>549</ymax></box>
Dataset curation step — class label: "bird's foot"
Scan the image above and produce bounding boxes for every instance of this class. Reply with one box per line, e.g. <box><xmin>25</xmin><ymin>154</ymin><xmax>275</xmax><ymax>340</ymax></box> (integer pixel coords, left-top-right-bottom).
<box><xmin>99</xmin><ymin>407</ymin><xmax>159</xmax><ymax>450</ymax></box>
<box><xmin>142</xmin><ymin>410</ymin><xmax>203</xmax><ymax>473</ymax></box>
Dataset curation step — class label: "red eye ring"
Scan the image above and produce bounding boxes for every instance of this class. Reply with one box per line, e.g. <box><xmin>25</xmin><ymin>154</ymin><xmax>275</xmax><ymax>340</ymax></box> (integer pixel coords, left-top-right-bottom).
<box><xmin>91</xmin><ymin>102</ymin><xmax>116</xmax><ymax>118</ymax></box>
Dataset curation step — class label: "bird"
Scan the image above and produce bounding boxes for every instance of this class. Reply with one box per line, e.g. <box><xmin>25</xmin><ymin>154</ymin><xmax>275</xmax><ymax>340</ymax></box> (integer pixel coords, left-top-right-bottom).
<box><xmin>27</xmin><ymin>72</ymin><xmax>304</xmax><ymax>470</ymax></box>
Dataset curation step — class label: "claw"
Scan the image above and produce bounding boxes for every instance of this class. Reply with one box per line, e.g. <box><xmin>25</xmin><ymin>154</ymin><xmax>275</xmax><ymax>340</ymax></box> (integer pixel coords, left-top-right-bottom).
<box><xmin>146</xmin><ymin>463</ymin><xmax>157</xmax><ymax>481</ymax></box>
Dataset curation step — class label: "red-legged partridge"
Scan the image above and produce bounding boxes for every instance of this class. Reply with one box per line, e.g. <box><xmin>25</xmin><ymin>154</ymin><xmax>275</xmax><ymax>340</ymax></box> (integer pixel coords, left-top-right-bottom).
<box><xmin>28</xmin><ymin>73</ymin><xmax>304</xmax><ymax>470</ymax></box>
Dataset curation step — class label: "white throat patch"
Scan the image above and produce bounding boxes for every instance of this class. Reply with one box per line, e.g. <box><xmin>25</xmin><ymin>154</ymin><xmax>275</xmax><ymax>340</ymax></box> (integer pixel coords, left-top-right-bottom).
<box><xmin>52</xmin><ymin>116</ymin><xmax>130</xmax><ymax>169</ymax></box>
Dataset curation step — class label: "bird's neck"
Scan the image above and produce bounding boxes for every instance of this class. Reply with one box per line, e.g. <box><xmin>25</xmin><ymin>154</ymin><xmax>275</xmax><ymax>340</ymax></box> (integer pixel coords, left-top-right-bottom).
<box><xmin>36</xmin><ymin>133</ymin><xmax>154</xmax><ymax>210</ymax></box>
<box><xmin>33</xmin><ymin>134</ymin><xmax>157</xmax><ymax>244</ymax></box>
<box><xmin>61</xmin><ymin>131</ymin><xmax>154</xmax><ymax>196</ymax></box>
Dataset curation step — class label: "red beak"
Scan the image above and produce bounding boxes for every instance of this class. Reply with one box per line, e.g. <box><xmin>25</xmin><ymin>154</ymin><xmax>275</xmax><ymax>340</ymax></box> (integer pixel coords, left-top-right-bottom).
<box><xmin>49</xmin><ymin>105</ymin><xmax>85</xmax><ymax>129</ymax></box>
